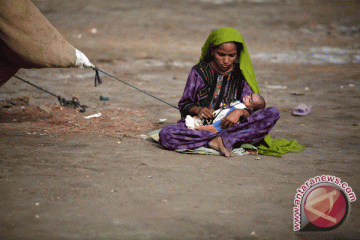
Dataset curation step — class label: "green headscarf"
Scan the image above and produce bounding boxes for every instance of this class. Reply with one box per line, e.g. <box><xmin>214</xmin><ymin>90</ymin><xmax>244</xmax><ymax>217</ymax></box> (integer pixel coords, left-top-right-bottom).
<box><xmin>200</xmin><ymin>28</ymin><xmax>304</xmax><ymax>156</ymax></box>
<box><xmin>199</xmin><ymin>27</ymin><xmax>259</xmax><ymax>94</ymax></box>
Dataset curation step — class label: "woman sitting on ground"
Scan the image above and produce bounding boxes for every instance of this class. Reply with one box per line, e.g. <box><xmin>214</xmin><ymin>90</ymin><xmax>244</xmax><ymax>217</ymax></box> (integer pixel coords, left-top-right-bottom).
<box><xmin>159</xmin><ymin>28</ymin><xmax>280</xmax><ymax>157</ymax></box>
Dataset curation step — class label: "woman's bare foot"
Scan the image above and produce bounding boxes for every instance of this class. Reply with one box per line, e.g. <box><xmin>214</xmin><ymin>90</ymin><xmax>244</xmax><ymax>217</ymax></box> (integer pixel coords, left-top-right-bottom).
<box><xmin>208</xmin><ymin>136</ymin><xmax>234</xmax><ymax>157</ymax></box>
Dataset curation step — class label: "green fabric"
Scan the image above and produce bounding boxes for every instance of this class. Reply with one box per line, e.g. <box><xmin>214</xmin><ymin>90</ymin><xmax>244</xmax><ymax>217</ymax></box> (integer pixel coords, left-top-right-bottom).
<box><xmin>257</xmin><ymin>138</ymin><xmax>305</xmax><ymax>157</ymax></box>
<box><xmin>200</xmin><ymin>28</ymin><xmax>304</xmax><ymax>157</ymax></box>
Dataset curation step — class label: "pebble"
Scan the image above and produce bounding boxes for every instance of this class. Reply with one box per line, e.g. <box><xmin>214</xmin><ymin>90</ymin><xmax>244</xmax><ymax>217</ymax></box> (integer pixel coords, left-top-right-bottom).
<box><xmin>140</xmin><ymin>134</ymin><xmax>149</xmax><ymax>140</ymax></box>
<box><xmin>89</xmin><ymin>28</ymin><xmax>98</xmax><ymax>34</ymax></box>
<box><xmin>39</xmin><ymin>105</ymin><xmax>53</xmax><ymax>114</ymax></box>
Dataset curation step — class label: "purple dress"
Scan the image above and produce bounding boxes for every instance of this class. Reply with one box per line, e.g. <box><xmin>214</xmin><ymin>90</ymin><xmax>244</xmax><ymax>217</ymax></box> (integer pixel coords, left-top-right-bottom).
<box><xmin>159</xmin><ymin>62</ymin><xmax>280</xmax><ymax>151</ymax></box>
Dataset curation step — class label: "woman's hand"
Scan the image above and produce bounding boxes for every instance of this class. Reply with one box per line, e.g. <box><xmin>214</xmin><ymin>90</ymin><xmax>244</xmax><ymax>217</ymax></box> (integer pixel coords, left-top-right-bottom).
<box><xmin>196</xmin><ymin>107</ymin><xmax>214</xmax><ymax>120</ymax></box>
<box><xmin>220</xmin><ymin>109</ymin><xmax>249</xmax><ymax>129</ymax></box>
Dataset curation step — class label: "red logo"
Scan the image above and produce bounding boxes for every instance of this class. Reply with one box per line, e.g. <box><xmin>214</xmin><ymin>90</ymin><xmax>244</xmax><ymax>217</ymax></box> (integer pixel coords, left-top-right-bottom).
<box><xmin>304</xmin><ymin>185</ymin><xmax>348</xmax><ymax>229</ymax></box>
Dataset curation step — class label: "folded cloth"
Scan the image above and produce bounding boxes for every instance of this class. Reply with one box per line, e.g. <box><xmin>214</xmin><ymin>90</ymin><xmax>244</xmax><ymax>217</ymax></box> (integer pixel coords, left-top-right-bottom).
<box><xmin>185</xmin><ymin>115</ymin><xmax>203</xmax><ymax>129</ymax></box>
<box><xmin>257</xmin><ymin>138</ymin><xmax>304</xmax><ymax>157</ymax></box>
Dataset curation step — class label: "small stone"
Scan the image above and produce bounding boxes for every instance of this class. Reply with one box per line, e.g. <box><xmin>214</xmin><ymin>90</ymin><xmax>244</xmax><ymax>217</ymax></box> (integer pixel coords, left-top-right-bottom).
<box><xmin>89</xmin><ymin>28</ymin><xmax>98</xmax><ymax>34</ymax></box>
<box><xmin>39</xmin><ymin>105</ymin><xmax>53</xmax><ymax>114</ymax></box>
<box><xmin>140</xmin><ymin>134</ymin><xmax>149</xmax><ymax>140</ymax></box>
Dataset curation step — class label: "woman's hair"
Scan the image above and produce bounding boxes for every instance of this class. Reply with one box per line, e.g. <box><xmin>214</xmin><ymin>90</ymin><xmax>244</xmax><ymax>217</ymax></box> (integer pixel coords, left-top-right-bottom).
<box><xmin>202</xmin><ymin>41</ymin><xmax>243</xmax><ymax>63</ymax></box>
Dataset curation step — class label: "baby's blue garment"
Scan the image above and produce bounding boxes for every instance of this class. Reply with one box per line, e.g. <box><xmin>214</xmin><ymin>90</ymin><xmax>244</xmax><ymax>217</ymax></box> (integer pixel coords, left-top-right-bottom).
<box><xmin>212</xmin><ymin>106</ymin><xmax>237</xmax><ymax>132</ymax></box>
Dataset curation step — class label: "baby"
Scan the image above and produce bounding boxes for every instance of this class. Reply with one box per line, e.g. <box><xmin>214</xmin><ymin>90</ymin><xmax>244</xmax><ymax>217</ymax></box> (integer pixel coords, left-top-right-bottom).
<box><xmin>185</xmin><ymin>93</ymin><xmax>266</xmax><ymax>133</ymax></box>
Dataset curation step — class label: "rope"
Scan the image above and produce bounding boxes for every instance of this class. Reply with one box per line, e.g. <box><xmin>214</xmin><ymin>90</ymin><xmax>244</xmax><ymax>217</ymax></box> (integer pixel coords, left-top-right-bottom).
<box><xmin>93</xmin><ymin>67</ymin><xmax>179</xmax><ymax>110</ymax></box>
<box><xmin>14</xmin><ymin>75</ymin><xmax>87</xmax><ymax>112</ymax></box>
<box><xmin>13</xmin><ymin>66</ymin><xmax>179</xmax><ymax>112</ymax></box>
<box><xmin>14</xmin><ymin>75</ymin><xmax>58</xmax><ymax>98</ymax></box>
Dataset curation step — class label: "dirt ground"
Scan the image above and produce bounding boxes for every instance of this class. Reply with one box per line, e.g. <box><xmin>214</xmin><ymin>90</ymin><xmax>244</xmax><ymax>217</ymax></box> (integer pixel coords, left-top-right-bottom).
<box><xmin>1</xmin><ymin>0</ymin><xmax>360</xmax><ymax>239</ymax></box>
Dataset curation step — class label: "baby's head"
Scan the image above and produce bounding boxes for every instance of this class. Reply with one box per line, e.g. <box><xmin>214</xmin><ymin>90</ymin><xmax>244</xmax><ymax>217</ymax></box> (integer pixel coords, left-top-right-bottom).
<box><xmin>242</xmin><ymin>93</ymin><xmax>266</xmax><ymax>112</ymax></box>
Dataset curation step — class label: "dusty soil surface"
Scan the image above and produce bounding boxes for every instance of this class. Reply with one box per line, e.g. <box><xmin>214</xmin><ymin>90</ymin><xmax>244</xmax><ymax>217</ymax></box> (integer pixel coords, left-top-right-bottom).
<box><xmin>1</xmin><ymin>0</ymin><xmax>360</xmax><ymax>239</ymax></box>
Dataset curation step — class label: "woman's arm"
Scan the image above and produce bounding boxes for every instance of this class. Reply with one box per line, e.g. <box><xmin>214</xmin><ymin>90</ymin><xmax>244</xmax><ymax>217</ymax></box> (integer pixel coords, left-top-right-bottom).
<box><xmin>178</xmin><ymin>68</ymin><xmax>207</xmax><ymax>118</ymax></box>
<box><xmin>220</xmin><ymin>109</ymin><xmax>250</xmax><ymax>129</ymax></box>
<box><xmin>179</xmin><ymin>67</ymin><xmax>215</xmax><ymax>120</ymax></box>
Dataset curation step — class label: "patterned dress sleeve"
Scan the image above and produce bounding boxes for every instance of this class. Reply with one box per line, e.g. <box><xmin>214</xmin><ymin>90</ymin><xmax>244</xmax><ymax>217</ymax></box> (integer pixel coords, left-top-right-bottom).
<box><xmin>239</xmin><ymin>80</ymin><xmax>254</xmax><ymax>102</ymax></box>
<box><xmin>178</xmin><ymin>67</ymin><xmax>206</xmax><ymax>118</ymax></box>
